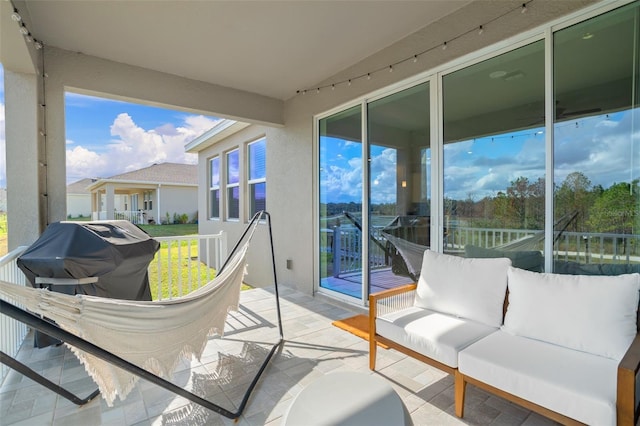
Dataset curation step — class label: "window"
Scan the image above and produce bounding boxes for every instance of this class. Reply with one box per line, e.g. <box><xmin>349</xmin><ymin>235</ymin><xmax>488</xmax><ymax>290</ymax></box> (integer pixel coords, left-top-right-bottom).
<box><xmin>226</xmin><ymin>149</ymin><xmax>240</xmax><ymax>220</ymax></box>
<box><xmin>209</xmin><ymin>156</ymin><xmax>220</xmax><ymax>219</ymax></box>
<box><xmin>442</xmin><ymin>40</ymin><xmax>545</xmax><ymax>269</ymax></box>
<box><xmin>143</xmin><ymin>191</ymin><xmax>153</xmax><ymax>210</ymax></box>
<box><xmin>248</xmin><ymin>138</ymin><xmax>266</xmax><ymax>217</ymax></box>
<box><xmin>552</xmin><ymin>2</ymin><xmax>639</xmax><ymax>275</ymax></box>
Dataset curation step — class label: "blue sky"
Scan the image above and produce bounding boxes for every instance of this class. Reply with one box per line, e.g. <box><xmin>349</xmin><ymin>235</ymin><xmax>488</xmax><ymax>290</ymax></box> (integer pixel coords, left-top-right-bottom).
<box><xmin>0</xmin><ymin>63</ymin><xmax>220</xmax><ymax>187</ymax></box>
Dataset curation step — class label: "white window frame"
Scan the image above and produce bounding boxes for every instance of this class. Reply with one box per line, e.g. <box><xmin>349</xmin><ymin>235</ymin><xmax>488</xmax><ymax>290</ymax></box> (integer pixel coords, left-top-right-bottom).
<box><xmin>226</xmin><ymin>148</ymin><xmax>240</xmax><ymax>221</ymax></box>
<box><xmin>247</xmin><ymin>137</ymin><xmax>266</xmax><ymax>218</ymax></box>
<box><xmin>209</xmin><ymin>156</ymin><xmax>220</xmax><ymax>220</ymax></box>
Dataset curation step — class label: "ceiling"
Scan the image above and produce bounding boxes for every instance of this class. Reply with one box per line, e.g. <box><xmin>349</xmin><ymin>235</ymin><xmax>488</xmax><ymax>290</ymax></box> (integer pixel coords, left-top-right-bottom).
<box><xmin>11</xmin><ymin>0</ymin><xmax>473</xmax><ymax>101</ymax></box>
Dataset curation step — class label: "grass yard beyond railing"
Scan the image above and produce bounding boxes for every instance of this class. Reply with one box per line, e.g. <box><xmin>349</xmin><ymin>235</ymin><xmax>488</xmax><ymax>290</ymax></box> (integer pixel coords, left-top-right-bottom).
<box><xmin>147</xmin><ymin>232</ymin><xmax>250</xmax><ymax>301</ymax></box>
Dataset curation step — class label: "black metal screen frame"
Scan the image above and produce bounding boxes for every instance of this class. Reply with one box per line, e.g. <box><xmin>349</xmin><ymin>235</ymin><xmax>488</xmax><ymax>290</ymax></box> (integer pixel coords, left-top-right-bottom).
<box><xmin>0</xmin><ymin>210</ymin><xmax>284</xmax><ymax>421</ymax></box>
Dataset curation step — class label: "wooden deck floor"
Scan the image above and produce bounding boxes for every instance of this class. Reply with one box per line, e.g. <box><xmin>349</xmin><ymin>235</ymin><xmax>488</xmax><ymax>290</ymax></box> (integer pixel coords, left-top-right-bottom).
<box><xmin>320</xmin><ymin>268</ymin><xmax>414</xmax><ymax>298</ymax></box>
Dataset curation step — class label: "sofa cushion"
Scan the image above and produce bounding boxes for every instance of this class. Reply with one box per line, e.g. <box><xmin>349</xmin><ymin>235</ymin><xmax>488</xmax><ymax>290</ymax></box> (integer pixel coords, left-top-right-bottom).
<box><xmin>465</xmin><ymin>245</ymin><xmax>543</xmax><ymax>272</ymax></box>
<box><xmin>503</xmin><ymin>267</ymin><xmax>640</xmax><ymax>360</ymax></box>
<box><xmin>459</xmin><ymin>330</ymin><xmax>618</xmax><ymax>426</ymax></box>
<box><xmin>414</xmin><ymin>250</ymin><xmax>511</xmax><ymax>327</ymax></box>
<box><xmin>376</xmin><ymin>306</ymin><xmax>497</xmax><ymax>368</ymax></box>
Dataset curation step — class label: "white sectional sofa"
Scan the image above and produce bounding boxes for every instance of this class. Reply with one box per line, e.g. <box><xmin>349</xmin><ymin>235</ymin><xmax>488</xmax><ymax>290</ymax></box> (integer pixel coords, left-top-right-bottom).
<box><xmin>369</xmin><ymin>250</ymin><xmax>640</xmax><ymax>425</ymax></box>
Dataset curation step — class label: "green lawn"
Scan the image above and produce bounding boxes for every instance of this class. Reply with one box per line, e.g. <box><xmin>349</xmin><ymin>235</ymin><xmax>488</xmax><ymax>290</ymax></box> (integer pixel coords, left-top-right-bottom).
<box><xmin>140</xmin><ymin>223</ymin><xmax>251</xmax><ymax>300</ymax></box>
<box><xmin>139</xmin><ymin>223</ymin><xmax>199</xmax><ymax>237</ymax></box>
<box><xmin>0</xmin><ymin>213</ymin><xmax>7</xmax><ymax>256</ymax></box>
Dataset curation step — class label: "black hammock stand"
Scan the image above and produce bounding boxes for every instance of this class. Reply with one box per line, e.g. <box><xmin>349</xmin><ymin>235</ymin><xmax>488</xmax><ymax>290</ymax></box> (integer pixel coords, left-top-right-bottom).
<box><xmin>0</xmin><ymin>210</ymin><xmax>284</xmax><ymax>421</ymax></box>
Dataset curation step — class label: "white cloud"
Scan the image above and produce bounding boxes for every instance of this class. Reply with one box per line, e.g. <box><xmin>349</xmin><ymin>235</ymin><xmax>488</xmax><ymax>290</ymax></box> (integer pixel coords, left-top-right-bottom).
<box><xmin>66</xmin><ymin>113</ymin><xmax>220</xmax><ymax>182</ymax></box>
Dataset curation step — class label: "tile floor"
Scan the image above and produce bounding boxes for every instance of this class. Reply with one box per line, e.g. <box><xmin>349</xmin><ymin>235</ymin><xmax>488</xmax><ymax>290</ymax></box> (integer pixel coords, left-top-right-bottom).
<box><xmin>0</xmin><ymin>286</ymin><xmax>559</xmax><ymax>426</ymax></box>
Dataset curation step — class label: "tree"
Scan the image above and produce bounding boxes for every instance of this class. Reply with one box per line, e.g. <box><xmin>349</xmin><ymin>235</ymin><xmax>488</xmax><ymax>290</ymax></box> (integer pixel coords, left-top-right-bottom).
<box><xmin>554</xmin><ymin>172</ymin><xmax>593</xmax><ymax>231</ymax></box>
<box><xmin>587</xmin><ymin>180</ymin><xmax>639</xmax><ymax>234</ymax></box>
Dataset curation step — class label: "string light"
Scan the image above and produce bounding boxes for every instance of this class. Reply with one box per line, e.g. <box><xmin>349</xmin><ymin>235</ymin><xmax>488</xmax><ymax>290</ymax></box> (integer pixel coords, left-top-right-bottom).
<box><xmin>11</xmin><ymin>8</ymin><xmax>22</xmax><ymax>21</ymax></box>
<box><xmin>12</xmin><ymin>6</ymin><xmax>45</xmax><ymax>52</ymax></box>
<box><xmin>295</xmin><ymin>0</ymin><xmax>534</xmax><ymax>95</ymax></box>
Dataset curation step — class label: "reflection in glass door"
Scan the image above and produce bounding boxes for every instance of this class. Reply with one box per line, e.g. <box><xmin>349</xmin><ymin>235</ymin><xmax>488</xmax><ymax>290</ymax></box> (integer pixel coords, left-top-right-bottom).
<box><xmin>368</xmin><ymin>83</ymin><xmax>430</xmax><ymax>294</ymax></box>
<box><xmin>552</xmin><ymin>2</ymin><xmax>639</xmax><ymax>275</ymax></box>
<box><xmin>318</xmin><ymin>106</ymin><xmax>363</xmax><ymax>298</ymax></box>
<box><xmin>442</xmin><ymin>41</ymin><xmax>546</xmax><ymax>271</ymax></box>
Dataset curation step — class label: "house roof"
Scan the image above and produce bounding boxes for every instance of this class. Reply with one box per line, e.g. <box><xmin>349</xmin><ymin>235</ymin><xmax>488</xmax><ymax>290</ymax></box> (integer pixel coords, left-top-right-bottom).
<box><xmin>88</xmin><ymin>163</ymin><xmax>198</xmax><ymax>190</ymax></box>
<box><xmin>67</xmin><ymin>178</ymin><xmax>97</xmax><ymax>194</ymax></box>
<box><xmin>109</xmin><ymin>163</ymin><xmax>197</xmax><ymax>185</ymax></box>
<box><xmin>185</xmin><ymin>120</ymin><xmax>250</xmax><ymax>153</ymax></box>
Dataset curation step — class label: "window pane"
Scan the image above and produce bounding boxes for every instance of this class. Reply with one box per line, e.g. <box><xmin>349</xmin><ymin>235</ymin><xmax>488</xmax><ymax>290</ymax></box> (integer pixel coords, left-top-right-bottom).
<box><xmin>368</xmin><ymin>82</ymin><xmax>429</xmax><ymax>292</ymax></box>
<box><xmin>250</xmin><ymin>182</ymin><xmax>266</xmax><ymax>215</ymax></box>
<box><xmin>210</xmin><ymin>189</ymin><xmax>220</xmax><ymax>219</ymax></box>
<box><xmin>553</xmin><ymin>3</ymin><xmax>640</xmax><ymax>275</ymax></box>
<box><xmin>210</xmin><ymin>157</ymin><xmax>220</xmax><ymax>188</ymax></box>
<box><xmin>443</xmin><ymin>40</ymin><xmax>546</xmax><ymax>272</ymax></box>
<box><xmin>227</xmin><ymin>150</ymin><xmax>239</xmax><ymax>185</ymax></box>
<box><xmin>249</xmin><ymin>139</ymin><xmax>266</xmax><ymax>180</ymax></box>
<box><xmin>227</xmin><ymin>186</ymin><xmax>239</xmax><ymax>219</ymax></box>
<box><xmin>318</xmin><ymin>106</ymin><xmax>362</xmax><ymax>298</ymax></box>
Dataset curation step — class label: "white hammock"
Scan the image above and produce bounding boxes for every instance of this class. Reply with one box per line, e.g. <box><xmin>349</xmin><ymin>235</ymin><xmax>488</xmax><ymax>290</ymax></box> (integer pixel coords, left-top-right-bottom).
<box><xmin>381</xmin><ymin>232</ymin><xmax>426</xmax><ymax>279</ymax></box>
<box><xmin>0</xmin><ymin>243</ymin><xmax>248</xmax><ymax>406</ymax></box>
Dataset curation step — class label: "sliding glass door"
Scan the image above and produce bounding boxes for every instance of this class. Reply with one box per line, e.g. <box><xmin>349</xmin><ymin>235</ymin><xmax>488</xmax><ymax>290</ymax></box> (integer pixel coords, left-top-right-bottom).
<box><xmin>442</xmin><ymin>40</ymin><xmax>546</xmax><ymax>271</ymax></box>
<box><xmin>317</xmin><ymin>2</ymin><xmax>639</xmax><ymax>304</ymax></box>
<box><xmin>368</xmin><ymin>83</ymin><xmax>430</xmax><ymax>293</ymax></box>
<box><xmin>553</xmin><ymin>2</ymin><xmax>639</xmax><ymax>274</ymax></box>
<box><xmin>318</xmin><ymin>106</ymin><xmax>363</xmax><ymax>298</ymax></box>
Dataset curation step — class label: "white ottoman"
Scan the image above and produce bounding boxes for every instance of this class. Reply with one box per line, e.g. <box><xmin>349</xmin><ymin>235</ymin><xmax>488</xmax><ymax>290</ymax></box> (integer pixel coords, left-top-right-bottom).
<box><xmin>282</xmin><ymin>371</ymin><xmax>409</xmax><ymax>426</ymax></box>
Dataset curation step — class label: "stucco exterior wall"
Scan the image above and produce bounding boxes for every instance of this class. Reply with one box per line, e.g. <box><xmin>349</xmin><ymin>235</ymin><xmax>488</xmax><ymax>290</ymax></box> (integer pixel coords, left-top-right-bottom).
<box><xmin>196</xmin><ymin>127</ymin><xmax>274</xmax><ymax>289</ymax></box>
<box><xmin>67</xmin><ymin>194</ymin><xmax>91</xmax><ymax>218</ymax></box>
<box><xmin>158</xmin><ymin>186</ymin><xmax>198</xmax><ymax>224</ymax></box>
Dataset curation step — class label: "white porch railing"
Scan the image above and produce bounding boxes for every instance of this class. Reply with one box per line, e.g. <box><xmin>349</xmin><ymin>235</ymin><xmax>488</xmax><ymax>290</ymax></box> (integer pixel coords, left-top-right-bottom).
<box><xmin>149</xmin><ymin>232</ymin><xmax>227</xmax><ymax>301</ymax></box>
<box><xmin>92</xmin><ymin>210</ymin><xmax>151</xmax><ymax>224</ymax></box>
<box><xmin>0</xmin><ymin>246</ymin><xmax>29</xmax><ymax>382</ymax></box>
<box><xmin>322</xmin><ymin>225</ymin><xmax>639</xmax><ymax>277</ymax></box>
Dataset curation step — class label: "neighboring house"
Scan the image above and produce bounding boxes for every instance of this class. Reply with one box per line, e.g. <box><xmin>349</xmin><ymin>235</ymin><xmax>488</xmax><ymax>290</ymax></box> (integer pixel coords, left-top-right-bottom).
<box><xmin>87</xmin><ymin>163</ymin><xmax>198</xmax><ymax>225</ymax></box>
<box><xmin>66</xmin><ymin>178</ymin><xmax>95</xmax><ymax>218</ymax></box>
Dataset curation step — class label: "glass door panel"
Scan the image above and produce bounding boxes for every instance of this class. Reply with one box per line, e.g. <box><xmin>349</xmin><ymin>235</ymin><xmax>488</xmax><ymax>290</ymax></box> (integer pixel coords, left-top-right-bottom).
<box><xmin>442</xmin><ymin>40</ymin><xmax>546</xmax><ymax>271</ymax></box>
<box><xmin>368</xmin><ymin>83</ymin><xmax>430</xmax><ymax>293</ymax></box>
<box><xmin>553</xmin><ymin>2</ymin><xmax>640</xmax><ymax>275</ymax></box>
<box><xmin>318</xmin><ymin>106</ymin><xmax>363</xmax><ymax>298</ymax></box>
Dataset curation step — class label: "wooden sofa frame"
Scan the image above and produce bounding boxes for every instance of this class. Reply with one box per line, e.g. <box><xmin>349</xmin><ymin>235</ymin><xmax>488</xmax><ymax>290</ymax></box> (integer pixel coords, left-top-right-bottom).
<box><xmin>369</xmin><ymin>284</ymin><xmax>640</xmax><ymax>426</ymax></box>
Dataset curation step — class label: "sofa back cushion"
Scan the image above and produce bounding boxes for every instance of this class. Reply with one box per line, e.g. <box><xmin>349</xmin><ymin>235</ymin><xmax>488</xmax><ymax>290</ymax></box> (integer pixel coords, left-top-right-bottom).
<box><xmin>414</xmin><ymin>250</ymin><xmax>511</xmax><ymax>327</ymax></box>
<box><xmin>503</xmin><ymin>267</ymin><xmax>640</xmax><ymax>360</ymax></box>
